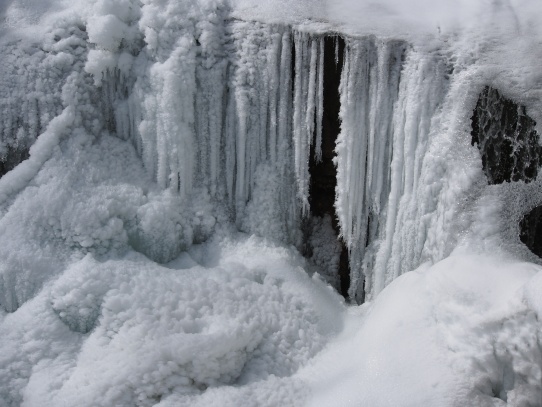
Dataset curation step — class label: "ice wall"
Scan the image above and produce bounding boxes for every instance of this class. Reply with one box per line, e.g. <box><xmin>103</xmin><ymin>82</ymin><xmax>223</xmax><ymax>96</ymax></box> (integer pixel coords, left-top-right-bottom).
<box><xmin>340</xmin><ymin>47</ymin><xmax>451</xmax><ymax>301</ymax></box>
<box><xmin>334</xmin><ymin>37</ymin><xmax>406</xmax><ymax>301</ymax></box>
<box><xmin>1</xmin><ymin>0</ymin><xmax>540</xmax><ymax>305</ymax></box>
<box><xmin>89</xmin><ymin>5</ymin><xmax>431</xmax><ymax>300</ymax></box>
<box><xmin>91</xmin><ymin>15</ymin><xmax>455</xmax><ymax>302</ymax></box>
<box><xmin>0</xmin><ymin>8</ymin><xmax>467</xmax><ymax>303</ymax></box>
<box><xmin>93</xmin><ymin>6</ymin><xmax>327</xmax><ymax>248</ymax></box>
<box><xmin>332</xmin><ymin>39</ymin><xmax>542</xmax><ymax>302</ymax></box>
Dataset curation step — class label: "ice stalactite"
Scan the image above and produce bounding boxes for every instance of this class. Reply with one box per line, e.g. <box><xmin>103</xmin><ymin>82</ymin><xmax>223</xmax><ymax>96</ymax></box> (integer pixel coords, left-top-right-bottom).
<box><xmin>224</xmin><ymin>22</ymin><xmax>296</xmax><ymax>239</ymax></box>
<box><xmin>225</xmin><ymin>24</ymin><xmax>325</xmax><ymax>233</ymax></box>
<box><xmin>100</xmin><ymin>68</ymin><xmax>139</xmax><ymax>143</ymax></box>
<box><xmin>0</xmin><ymin>4</ymin><xmax>462</xmax><ymax>301</ymax></box>
<box><xmin>315</xmin><ymin>38</ymin><xmax>325</xmax><ymax>163</ymax></box>
<box><xmin>225</xmin><ymin>24</ymin><xmax>325</xmax><ymax>244</ymax></box>
<box><xmin>334</xmin><ymin>37</ymin><xmax>407</xmax><ymax>302</ymax></box>
<box><xmin>92</xmin><ymin>18</ymin><xmax>454</xmax><ymax>298</ymax></box>
<box><xmin>0</xmin><ymin>3</ymin><xmax>470</xmax><ymax>301</ymax></box>
<box><xmin>293</xmin><ymin>31</ymin><xmax>325</xmax><ymax>214</ymax></box>
<box><xmin>143</xmin><ymin>36</ymin><xmax>197</xmax><ymax>196</ymax></box>
<box><xmin>88</xmin><ymin>0</ymin><xmax>200</xmax><ymax>198</ymax></box>
<box><xmin>93</xmin><ymin>11</ymin><xmax>331</xmax><ymax>247</ymax></box>
<box><xmin>367</xmin><ymin>50</ymin><xmax>450</xmax><ymax>300</ymax></box>
<box><xmin>228</xmin><ymin>22</ymin><xmax>287</xmax><ymax>224</ymax></box>
<box><xmin>194</xmin><ymin>13</ymin><xmax>229</xmax><ymax>197</ymax></box>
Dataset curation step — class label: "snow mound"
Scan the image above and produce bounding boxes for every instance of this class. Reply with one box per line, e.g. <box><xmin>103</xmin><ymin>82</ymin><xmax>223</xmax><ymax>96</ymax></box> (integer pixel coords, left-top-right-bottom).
<box><xmin>1</xmin><ymin>237</ymin><xmax>344</xmax><ymax>407</ymax></box>
<box><xmin>301</xmin><ymin>254</ymin><xmax>542</xmax><ymax>406</ymax></box>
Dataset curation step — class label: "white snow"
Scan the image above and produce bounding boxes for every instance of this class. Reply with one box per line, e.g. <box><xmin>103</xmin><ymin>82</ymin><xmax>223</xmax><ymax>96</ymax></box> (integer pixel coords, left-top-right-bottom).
<box><xmin>0</xmin><ymin>235</ymin><xmax>344</xmax><ymax>406</ymax></box>
<box><xmin>301</xmin><ymin>254</ymin><xmax>542</xmax><ymax>406</ymax></box>
<box><xmin>1</xmin><ymin>0</ymin><xmax>542</xmax><ymax>406</ymax></box>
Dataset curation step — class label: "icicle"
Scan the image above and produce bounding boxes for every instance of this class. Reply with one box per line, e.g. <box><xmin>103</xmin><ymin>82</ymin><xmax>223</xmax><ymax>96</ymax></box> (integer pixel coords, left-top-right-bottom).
<box><xmin>220</xmin><ymin>23</ymin><xmax>303</xmax><ymax>245</ymax></box>
<box><xmin>278</xmin><ymin>30</ymin><xmax>292</xmax><ymax>155</ymax></box>
<box><xmin>227</xmin><ymin>22</ymin><xmax>287</xmax><ymax>223</ymax></box>
<box><xmin>335</xmin><ymin>35</ymin><xmax>339</xmax><ymax>66</ymax></box>
<box><xmin>276</xmin><ymin>27</ymin><xmax>300</xmax><ymax>245</ymax></box>
<box><xmin>231</xmin><ymin>23</ymin><xmax>255</xmax><ymax>222</ymax></box>
<box><xmin>306</xmin><ymin>38</ymin><xmax>318</xmax><ymax>145</ymax></box>
<box><xmin>129</xmin><ymin>88</ymin><xmax>142</xmax><ymax>154</ymax></box>
<box><xmin>315</xmin><ymin>37</ymin><xmax>324</xmax><ymax>163</ymax></box>
<box><xmin>293</xmin><ymin>31</ymin><xmax>308</xmax><ymax>213</ymax></box>
<box><xmin>368</xmin><ymin>48</ymin><xmax>448</xmax><ymax>299</ymax></box>
<box><xmin>224</xmin><ymin>84</ymin><xmax>236</xmax><ymax>206</ymax></box>
<box><xmin>96</xmin><ymin>19</ymin><xmax>315</xmax><ymax>250</ymax></box>
<box><xmin>137</xmin><ymin>34</ymin><xmax>198</xmax><ymax>197</ymax></box>
<box><xmin>267</xmin><ymin>31</ymin><xmax>282</xmax><ymax>164</ymax></box>
<box><xmin>336</xmin><ymin>38</ymin><xmax>370</xmax><ymax>252</ymax></box>
<box><xmin>194</xmin><ymin>15</ymin><xmax>228</xmax><ymax>197</ymax></box>
<box><xmin>195</xmin><ymin>75</ymin><xmax>210</xmax><ymax>190</ymax></box>
<box><xmin>334</xmin><ymin>37</ymin><xmax>412</xmax><ymax>303</ymax></box>
<box><xmin>293</xmin><ymin>30</ymin><xmax>322</xmax><ymax>214</ymax></box>
<box><xmin>258</xmin><ymin>43</ymin><xmax>269</xmax><ymax>164</ymax></box>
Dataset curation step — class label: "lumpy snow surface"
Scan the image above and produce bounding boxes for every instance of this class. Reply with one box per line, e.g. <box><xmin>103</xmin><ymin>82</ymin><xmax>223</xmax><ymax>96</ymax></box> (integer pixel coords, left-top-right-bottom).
<box><xmin>1</xmin><ymin>0</ymin><xmax>542</xmax><ymax>406</ymax></box>
<box><xmin>301</xmin><ymin>254</ymin><xmax>542</xmax><ymax>406</ymax></box>
<box><xmin>1</xmin><ymin>232</ymin><xmax>344</xmax><ymax>406</ymax></box>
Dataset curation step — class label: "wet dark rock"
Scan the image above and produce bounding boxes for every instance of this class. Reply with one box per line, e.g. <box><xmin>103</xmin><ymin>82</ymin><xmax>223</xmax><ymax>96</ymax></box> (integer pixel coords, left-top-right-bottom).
<box><xmin>472</xmin><ymin>87</ymin><xmax>542</xmax><ymax>259</ymax></box>
<box><xmin>520</xmin><ymin>206</ymin><xmax>542</xmax><ymax>259</ymax></box>
<box><xmin>471</xmin><ymin>86</ymin><xmax>541</xmax><ymax>184</ymax></box>
<box><xmin>0</xmin><ymin>146</ymin><xmax>29</xmax><ymax>178</ymax></box>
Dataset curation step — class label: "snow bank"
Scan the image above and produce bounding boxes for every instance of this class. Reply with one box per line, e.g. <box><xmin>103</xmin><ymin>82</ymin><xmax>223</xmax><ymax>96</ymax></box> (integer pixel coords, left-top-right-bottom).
<box><xmin>1</xmin><ymin>237</ymin><xmax>344</xmax><ymax>407</ymax></box>
<box><xmin>301</xmin><ymin>254</ymin><xmax>542</xmax><ymax>406</ymax></box>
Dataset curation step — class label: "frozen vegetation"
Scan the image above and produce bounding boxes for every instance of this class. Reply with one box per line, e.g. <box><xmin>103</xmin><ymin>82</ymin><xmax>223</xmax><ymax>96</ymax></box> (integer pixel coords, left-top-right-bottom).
<box><xmin>1</xmin><ymin>0</ymin><xmax>542</xmax><ymax>406</ymax></box>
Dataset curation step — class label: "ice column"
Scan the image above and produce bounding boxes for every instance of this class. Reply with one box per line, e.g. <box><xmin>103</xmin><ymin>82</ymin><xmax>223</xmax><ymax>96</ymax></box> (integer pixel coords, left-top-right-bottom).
<box><xmin>225</xmin><ymin>23</ymin><xmax>324</xmax><ymax>241</ymax></box>
<box><xmin>194</xmin><ymin>14</ymin><xmax>229</xmax><ymax>196</ymax></box>
<box><xmin>226</xmin><ymin>22</ymin><xmax>291</xmax><ymax>222</ymax></box>
<box><xmin>93</xmin><ymin>16</ymin><xmax>328</xmax><ymax>248</ymax></box>
<box><xmin>293</xmin><ymin>32</ymin><xmax>325</xmax><ymax>214</ymax></box>
<box><xmin>334</xmin><ymin>37</ymin><xmax>406</xmax><ymax>302</ymax></box>
<box><xmin>367</xmin><ymin>50</ymin><xmax>448</xmax><ymax>299</ymax></box>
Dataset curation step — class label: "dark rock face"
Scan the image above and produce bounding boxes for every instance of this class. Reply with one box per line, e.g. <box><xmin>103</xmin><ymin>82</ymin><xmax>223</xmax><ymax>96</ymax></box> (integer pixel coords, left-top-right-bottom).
<box><xmin>471</xmin><ymin>87</ymin><xmax>542</xmax><ymax>259</ymax></box>
<box><xmin>471</xmin><ymin>86</ymin><xmax>541</xmax><ymax>184</ymax></box>
<box><xmin>520</xmin><ymin>206</ymin><xmax>542</xmax><ymax>258</ymax></box>
<box><xmin>0</xmin><ymin>147</ymin><xmax>29</xmax><ymax>178</ymax></box>
<box><xmin>307</xmin><ymin>35</ymin><xmax>351</xmax><ymax>299</ymax></box>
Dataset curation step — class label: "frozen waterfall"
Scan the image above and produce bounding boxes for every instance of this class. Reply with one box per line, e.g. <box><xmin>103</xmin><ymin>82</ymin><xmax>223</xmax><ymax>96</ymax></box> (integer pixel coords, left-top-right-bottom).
<box><xmin>80</xmin><ymin>14</ymin><xmax>459</xmax><ymax>302</ymax></box>
<box><xmin>3</xmin><ymin>0</ymin><xmax>542</xmax><ymax>406</ymax></box>
<box><xmin>1</xmin><ymin>5</ymin><xmax>537</xmax><ymax>302</ymax></box>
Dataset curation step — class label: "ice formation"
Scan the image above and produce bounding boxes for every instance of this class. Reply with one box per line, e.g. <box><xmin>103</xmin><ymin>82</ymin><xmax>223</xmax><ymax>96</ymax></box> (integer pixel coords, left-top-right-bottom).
<box><xmin>1</xmin><ymin>0</ymin><xmax>542</xmax><ymax>405</ymax></box>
